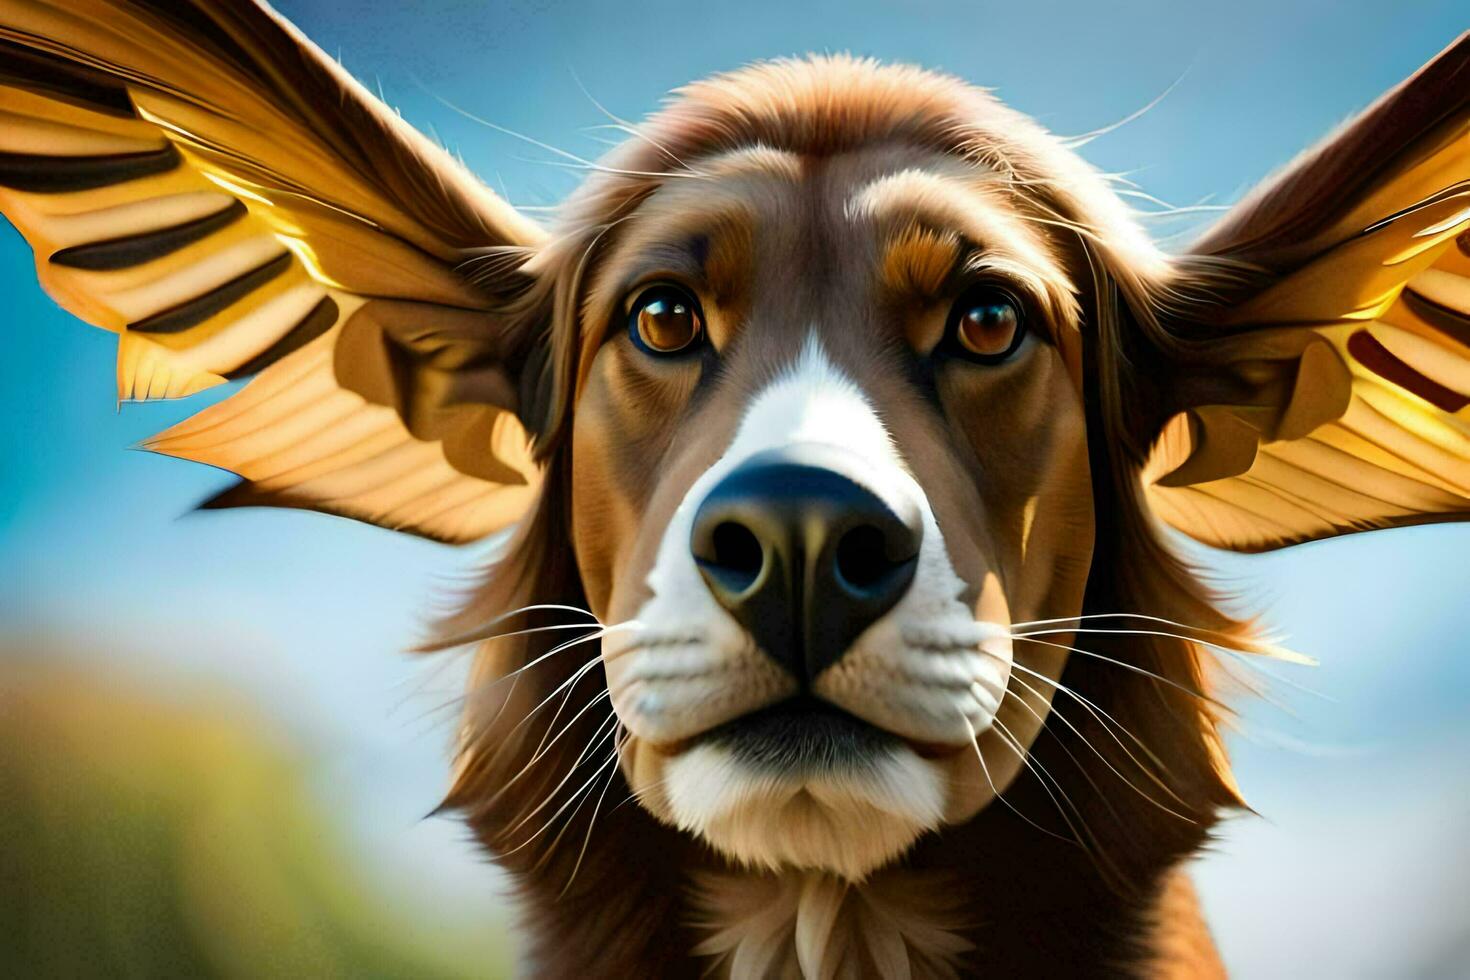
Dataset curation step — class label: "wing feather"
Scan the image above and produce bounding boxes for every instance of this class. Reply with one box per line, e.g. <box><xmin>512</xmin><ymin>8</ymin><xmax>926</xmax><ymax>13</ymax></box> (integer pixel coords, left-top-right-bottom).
<box><xmin>0</xmin><ymin>0</ymin><xmax>545</xmax><ymax>542</ymax></box>
<box><xmin>1145</xmin><ymin>34</ymin><xmax>1470</xmax><ymax>550</ymax></box>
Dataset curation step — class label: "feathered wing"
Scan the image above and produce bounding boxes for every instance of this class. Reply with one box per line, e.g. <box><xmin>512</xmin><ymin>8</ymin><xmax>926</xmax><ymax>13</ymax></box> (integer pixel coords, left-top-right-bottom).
<box><xmin>0</xmin><ymin>0</ymin><xmax>546</xmax><ymax>542</ymax></box>
<box><xmin>1142</xmin><ymin>31</ymin><xmax>1470</xmax><ymax>552</ymax></box>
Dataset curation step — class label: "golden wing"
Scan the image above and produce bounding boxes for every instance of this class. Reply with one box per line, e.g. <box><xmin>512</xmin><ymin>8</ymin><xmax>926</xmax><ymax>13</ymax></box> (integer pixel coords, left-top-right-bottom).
<box><xmin>1143</xmin><ymin>32</ymin><xmax>1470</xmax><ymax>552</ymax></box>
<box><xmin>0</xmin><ymin>0</ymin><xmax>546</xmax><ymax>542</ymax></box>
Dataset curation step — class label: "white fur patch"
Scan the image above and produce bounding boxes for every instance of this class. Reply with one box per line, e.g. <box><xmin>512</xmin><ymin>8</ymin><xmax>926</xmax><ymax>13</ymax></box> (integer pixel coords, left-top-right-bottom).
<box><xmin>663</xmin><ymin>742</ymin><xmax>946</xmax><ymax>880</ymax></box>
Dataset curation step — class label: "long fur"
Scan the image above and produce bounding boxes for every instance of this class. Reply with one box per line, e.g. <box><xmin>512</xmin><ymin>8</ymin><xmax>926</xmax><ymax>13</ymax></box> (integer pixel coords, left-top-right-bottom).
<box><xmin>0</xmin><ymin>7</ymin><xmax>1462</xmax><ymax>973</ymax></box>
<box><xmin>432</xmin><ymin>56</ymin><xmax>1256</xmax><ymax>976</ymax></box>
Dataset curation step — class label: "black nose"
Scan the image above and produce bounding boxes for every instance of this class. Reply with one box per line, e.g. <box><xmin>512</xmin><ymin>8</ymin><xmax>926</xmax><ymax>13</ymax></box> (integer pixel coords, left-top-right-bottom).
<box><xmin>690</xmin><ymin>445</ymin><xmax>923</xmax><ymax>683</ymax></box>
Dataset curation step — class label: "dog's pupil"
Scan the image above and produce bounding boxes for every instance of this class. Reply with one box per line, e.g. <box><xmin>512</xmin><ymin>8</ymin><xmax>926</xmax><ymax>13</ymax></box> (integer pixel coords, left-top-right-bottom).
<box><xmin>959</xmin><ymin>301</ymin><xmax>1017</xmax><ymax>354</ymax></box>
<box><xmin>639</xmin><ymin>297</ymin><xmax>696</xmax><ymax>350</ymax></box>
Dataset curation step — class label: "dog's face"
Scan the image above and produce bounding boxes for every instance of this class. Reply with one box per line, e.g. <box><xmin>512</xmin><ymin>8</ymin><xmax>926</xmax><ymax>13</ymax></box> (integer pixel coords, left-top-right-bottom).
<box><xmin>2</xmin><ymin>4</ymin><xmax>1464</xmax><ymax>932</ymax></box>
<box><xmin>568</xmin><ymin>145</ymin><xmax>1096</xmax><ymax>877</ymax></box>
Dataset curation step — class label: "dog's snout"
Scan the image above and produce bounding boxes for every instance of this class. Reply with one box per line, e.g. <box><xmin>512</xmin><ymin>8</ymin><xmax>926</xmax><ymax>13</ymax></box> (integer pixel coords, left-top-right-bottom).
<box><xmin>690</xmin><ymin>445</ymin><xmax>922</xmax><ymax>682</ymax></box>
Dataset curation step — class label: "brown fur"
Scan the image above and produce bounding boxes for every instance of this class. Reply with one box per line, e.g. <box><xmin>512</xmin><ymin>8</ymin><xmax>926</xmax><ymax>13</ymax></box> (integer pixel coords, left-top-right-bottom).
<box><xmin>2</xmin><ymin>8</ymin><xmax>1463</xmax><ymax>973</ymax></box>
<box><xmin>437</xmin><ymin>58</ymin><xmax>1252</xmax><ymax>976</ymax></box>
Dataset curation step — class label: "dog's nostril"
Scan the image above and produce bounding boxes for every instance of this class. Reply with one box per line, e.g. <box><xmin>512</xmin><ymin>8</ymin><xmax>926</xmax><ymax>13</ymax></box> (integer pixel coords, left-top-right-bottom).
<box><xmin>706</xmin><ymin>520</ymin><xmax>764</xmax><ymax>591</ymax></box>
<box><xmin>834</xmin><ymin>524</ymin><xmax>894</xmax><ymax>591</ymax></box>
<box><xmin>690</xmin><ymin>445</ymin><xmax>923</xmax><ymax>683</ymax></box>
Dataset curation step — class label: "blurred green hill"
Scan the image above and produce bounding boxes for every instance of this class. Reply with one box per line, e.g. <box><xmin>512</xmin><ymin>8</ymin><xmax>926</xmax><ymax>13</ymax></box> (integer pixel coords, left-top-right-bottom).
<box><xmin>0</xmin><ymin>654</ymin><xmax>513</xmax><ymax>978</ymax></box>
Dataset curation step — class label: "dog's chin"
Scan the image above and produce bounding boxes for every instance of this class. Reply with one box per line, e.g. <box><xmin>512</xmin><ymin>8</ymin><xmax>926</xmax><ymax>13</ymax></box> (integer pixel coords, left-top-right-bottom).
<box><xmin>634</xmin><ymin>700</ymin><xmax>950</xmax><ymax>881</ymax></box>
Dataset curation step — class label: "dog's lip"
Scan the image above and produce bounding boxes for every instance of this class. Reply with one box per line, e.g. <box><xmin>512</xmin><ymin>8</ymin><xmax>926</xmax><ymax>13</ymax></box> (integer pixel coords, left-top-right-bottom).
<box><xmin>905</xmin><ymin>738</ymin><xmax>967</xmax><ymax>760</ymax></box>
<box><xmin>644</xmin><ymin>696</ymin><xmax>967</xmax><ymax>761</ymax></box>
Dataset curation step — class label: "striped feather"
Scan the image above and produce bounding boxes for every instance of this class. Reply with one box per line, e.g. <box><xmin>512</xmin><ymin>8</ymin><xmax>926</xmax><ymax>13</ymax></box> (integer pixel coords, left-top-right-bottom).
<box><xmin>1145</xmin><ymin>62</ymin><xmax>1470</xmax><ymax>552</ymax></box>
<box><xmin>0</xmin><ymin>0</ymin><xmax>545</xmax><ymax>542</ymax></box>
<box><xmin>1146</xmin><ymin>182</ymin><xmax>1470</xmax><ymax>552</ymax></box>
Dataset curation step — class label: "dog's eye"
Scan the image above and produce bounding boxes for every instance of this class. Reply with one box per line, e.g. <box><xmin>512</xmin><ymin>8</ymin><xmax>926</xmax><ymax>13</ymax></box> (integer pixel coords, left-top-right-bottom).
<box><xmin>947</xmin><ymin>287</ymin><xmax>1024</xmax><ymax>363</ymax></box>
<box><xmin>629</xmin><ymin>285</ymin><xmax>704</xmax><ymax>356</ymax></box>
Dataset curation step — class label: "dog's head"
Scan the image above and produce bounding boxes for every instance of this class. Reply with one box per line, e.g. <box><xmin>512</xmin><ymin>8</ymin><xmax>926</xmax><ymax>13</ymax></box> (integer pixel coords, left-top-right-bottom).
<box><xmin>559</xmin><ymin>65</ymin><xmax>1115</xmax><ymax>877</ymax></box>
<box><xmin>2</xmin><ymin>3</ymin><xmax>1466</xmax><ymax>911</ymax></box>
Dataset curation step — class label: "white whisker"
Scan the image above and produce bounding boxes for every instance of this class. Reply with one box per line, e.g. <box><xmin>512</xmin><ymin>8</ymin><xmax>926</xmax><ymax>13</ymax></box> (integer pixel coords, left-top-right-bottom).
<box><xmin>1013</xmin><ymin>625</ymin><xmax>1314</xmax><ymax>667</ymax></box>
<box><xmin>508</xmin><ymin>658</ymin><xmax>610</xmax><ymax>765</ymax></box>
<box><xmin>419</xmin><ymin>602</ymin><xmax>603</xmax><ymax>653</ymax></box>
<box><xmin>1057</xmin><ymin>70</ymin><xmax>1185</xmax><ymax>148</ymax></box>
<box><xmin>427</xmin><ymin>626</ymin><xmax>619</xmax><ymax>735</ymax></box>
<box><xmin>502</xmin><ymin>701</ymin><xmax>619</xmax><ymax>840</ymax></box>
<box><xmin>989</xmin><ymin>715</ymin><xmax>1094</xmax><ymax>856</ymax></box>
<box><xmin>959</xmin><ymin>711</ymin><xmax>1072</xmax><ymax>845</ymax></box>
<box><xmin>1007</xmin><ymin>635</ymin><xmax>1229</xmax><ymax>710</ymax></box>
<box><xmin>559</xmin><ymin>724</ymin><xmax>627</xmax><ymax>895</ymax></box>
<box><xmin>504</xmin><ymin>714</ymin><xmax>623</xmax><ymax>855</ymax></box>
<box><xmin>1007</xmin><ymin>672</ymin><xmax>1194</xmax><ymax>823</ymax></box>
<box><xmin>569</xmin><ymin>68</ymin><xmax>708</xmax><ymax>177</ymax></box>
<box><xmin>1002</xmin><ymin>656</ymin><xmax>1189</xmax><ymax>798</ymax></box>
<box><xmin>1000</xmin><ymin>681</ymin><xmax>1135</xmax><ymax>830</ymax></box>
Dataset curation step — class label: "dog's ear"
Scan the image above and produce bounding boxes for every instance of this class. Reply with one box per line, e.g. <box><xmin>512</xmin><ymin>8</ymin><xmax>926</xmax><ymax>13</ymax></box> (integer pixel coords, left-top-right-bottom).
<box><xmin>0</xmin><ymin>0</ymin><xmax>556</xmax><ymax>543</ymax></box>
<box><xmin>1130</xmin><ymin>33</ymin><xmax>1470</xmax><ymax>552</ymax></box>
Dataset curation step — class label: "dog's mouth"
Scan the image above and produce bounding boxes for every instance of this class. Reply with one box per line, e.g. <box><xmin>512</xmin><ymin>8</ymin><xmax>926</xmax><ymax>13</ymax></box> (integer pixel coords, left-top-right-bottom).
<box><xmin>684</xmin><ymin>696</ymin><xmax>962</xmax><ymax>772</ymax></box>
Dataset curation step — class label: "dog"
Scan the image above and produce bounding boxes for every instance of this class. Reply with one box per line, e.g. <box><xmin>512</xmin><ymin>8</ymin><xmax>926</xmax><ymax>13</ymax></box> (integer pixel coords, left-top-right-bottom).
<box><xmin>0</xmin><ymin>2</ymin><xmax>1465</xmax><ymax>975</ymax></box>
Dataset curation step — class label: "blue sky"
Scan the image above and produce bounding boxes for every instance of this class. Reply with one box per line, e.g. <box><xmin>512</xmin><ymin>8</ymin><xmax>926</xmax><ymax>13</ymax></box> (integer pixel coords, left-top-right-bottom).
<box><xmin>2</xmin><ymin>1</ymin><xmax>1467</xmax><ymax>975</ymax></box>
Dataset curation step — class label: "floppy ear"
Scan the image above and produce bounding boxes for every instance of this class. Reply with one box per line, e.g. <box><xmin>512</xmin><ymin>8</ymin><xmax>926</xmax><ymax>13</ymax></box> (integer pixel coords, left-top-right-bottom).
<box><xmin>0</xmin><ymin>0</ymin><xmax>551</xmax><ymax>543</ymax></box>
<box><xmin>1137</xmin><ymin>32</ymin><xmax>1470</xmax><ymax>552</ymax></box>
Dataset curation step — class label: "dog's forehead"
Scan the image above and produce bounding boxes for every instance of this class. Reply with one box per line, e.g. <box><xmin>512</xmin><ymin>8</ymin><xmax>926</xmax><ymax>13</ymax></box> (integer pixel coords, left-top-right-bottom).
<box><xmin>585</xmin><ymin>142</ymin><xmax>1068</xmax><ymax>313</ymax></box>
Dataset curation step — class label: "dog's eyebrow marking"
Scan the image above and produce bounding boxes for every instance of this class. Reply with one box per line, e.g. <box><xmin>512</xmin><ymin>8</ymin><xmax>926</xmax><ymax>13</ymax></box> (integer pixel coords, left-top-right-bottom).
<box><xmin>582</xmin><ymin>146</ymin><xmax>808</xmax><ymax>326</ymax></box>
<box><xmin>879</xmin><ymin>223</ymin><xmax>963</xmax><ymax>297</ymax></box>
<box><xmin>847</xmin><ymin>168</ymin><xmax>1073</xmax><ymax>296</ymax></box>
<box><xmin>582</xmin><ymin>198</ymin><xmax>755</xmax><ymax>328</ymax></box>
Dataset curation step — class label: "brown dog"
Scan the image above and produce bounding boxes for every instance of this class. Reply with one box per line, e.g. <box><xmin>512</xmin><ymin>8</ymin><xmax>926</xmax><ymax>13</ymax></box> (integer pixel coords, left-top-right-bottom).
<box><xmin>1</xmin><ymin>3</ymin><xmax>1466</xmax><ymax>975</ymax></box>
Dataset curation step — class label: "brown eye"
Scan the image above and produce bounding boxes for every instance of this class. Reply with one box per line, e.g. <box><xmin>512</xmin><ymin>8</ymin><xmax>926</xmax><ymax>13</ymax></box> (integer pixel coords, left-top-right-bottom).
<box><xmin>948</xmin><ymin>287</ymin><xmax>1024</xmax><ymax>363</ymax></box>
<box><xmin>629</xmin><ymin>285</ymin><xmax>704</xmax><ymax>356</ymax></box>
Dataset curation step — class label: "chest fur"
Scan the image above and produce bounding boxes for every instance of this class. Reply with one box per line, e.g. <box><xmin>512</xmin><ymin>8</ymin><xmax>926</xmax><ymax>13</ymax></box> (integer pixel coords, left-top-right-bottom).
<box><xmin>689</xmin><ymin>869</ymin><xmax>972</xmax><ymax>979</ymax></box>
